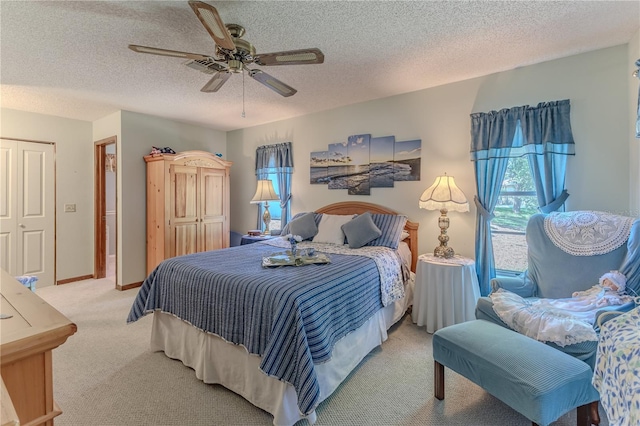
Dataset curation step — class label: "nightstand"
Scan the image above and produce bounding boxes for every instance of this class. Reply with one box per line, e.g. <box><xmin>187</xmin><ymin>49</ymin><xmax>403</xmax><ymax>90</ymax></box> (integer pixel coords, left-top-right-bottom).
<box><xmin>412</xmin><ymin>253</ymin><xmax>481</xmax><ymax>333</ymax></box>
<box><xmin>240</xmin><ymin>234</ymin><xmax>278</xmax><ymax>245</ymax></box>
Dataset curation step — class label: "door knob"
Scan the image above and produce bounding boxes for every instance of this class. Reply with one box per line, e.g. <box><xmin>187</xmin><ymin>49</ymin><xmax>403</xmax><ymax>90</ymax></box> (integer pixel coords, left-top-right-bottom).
<box><xmin>19</xmin><ymin>223</ymin><xmax>26</xmax><ymax>228</ymax></box>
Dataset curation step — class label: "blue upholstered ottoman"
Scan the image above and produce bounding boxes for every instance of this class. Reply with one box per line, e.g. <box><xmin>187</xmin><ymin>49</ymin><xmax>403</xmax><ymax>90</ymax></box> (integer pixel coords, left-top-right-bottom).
<box><xmin>432</xmin><ymin>320</ymin><xmax>600</xmax><ymax>426</ymax></box>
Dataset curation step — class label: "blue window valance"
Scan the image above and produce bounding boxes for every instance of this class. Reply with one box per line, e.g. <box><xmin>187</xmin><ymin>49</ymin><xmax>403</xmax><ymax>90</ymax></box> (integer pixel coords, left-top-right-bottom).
<box><xmin>470</xmin><ymin>99</ymin><xmax>575</xmax><ymax>161</ymax></box>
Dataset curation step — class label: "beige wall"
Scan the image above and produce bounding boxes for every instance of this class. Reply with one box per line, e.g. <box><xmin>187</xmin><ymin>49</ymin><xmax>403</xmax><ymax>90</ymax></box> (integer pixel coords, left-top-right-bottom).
<box><xmin>1</xmin><ymin>108</ymin><xmax>227</xmax><ymax>286</ymax></box>
<box><xmin>629</xmin><ymin>29</ymin><xmax>640</xmax><ymax>216</ymax></box>
<box><xmin>119</xmin><ymin>111</ymin><xmax>227</xmax><ymax>285</ymax></box>
<box><xmin>228</xmin><ymin>45</ymin><xmax>633</xmax><ymax>259</ymax></box>
<box><xmin>1</xmin><ymin>108</ymin><xmax>93</xmax><ymax>284</ymax></box>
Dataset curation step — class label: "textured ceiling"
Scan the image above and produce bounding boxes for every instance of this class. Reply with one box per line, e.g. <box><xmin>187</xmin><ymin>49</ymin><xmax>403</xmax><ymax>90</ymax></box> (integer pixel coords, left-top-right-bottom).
<box><xmin>1</xmin><ymin>1</ymin><xmax>638</xmax><ymax>132</ymax></box>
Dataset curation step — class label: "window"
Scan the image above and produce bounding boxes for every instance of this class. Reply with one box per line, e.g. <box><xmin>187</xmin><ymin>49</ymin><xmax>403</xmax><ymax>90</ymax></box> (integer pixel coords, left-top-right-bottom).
<box><xmin>255</xmin><ymin>142</ymin><xmax>293</xmax><ymax>233</ymax></box>
<box><xmin>491</xmin><ymin>156</ymin><xmax>537</xmax><ymax>273</ymax></box>
<box><xmin>264</xmin><ymin>173</ymin><xmax>282</xmax><ymax>232</ymax></box>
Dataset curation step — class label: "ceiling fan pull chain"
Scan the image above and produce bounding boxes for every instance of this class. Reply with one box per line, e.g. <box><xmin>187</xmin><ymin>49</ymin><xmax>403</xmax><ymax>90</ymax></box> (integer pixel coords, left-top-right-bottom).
<box><xmin>242</xmin><ymin>70</ymin><xmax>246</xmax><ymax>118</ymax></box>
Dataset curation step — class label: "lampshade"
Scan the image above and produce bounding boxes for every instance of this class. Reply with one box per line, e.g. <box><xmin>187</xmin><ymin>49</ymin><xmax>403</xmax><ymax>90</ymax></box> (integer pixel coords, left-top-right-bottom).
<box><xmin>250</xmin><ymin>180</ymin><xmax>280</xmax><ymax>204</ymax></box>
<box><xmin>419</xmin><ymin>174</ymin><xmax>469</xmax><ymax>212</ymax></box>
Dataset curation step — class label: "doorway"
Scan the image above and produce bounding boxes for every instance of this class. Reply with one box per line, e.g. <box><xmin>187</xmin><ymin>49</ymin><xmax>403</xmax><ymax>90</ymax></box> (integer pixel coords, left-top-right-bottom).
<box><xmin>94</xmin><ymin>136</ymin><xmax>117</xmax><ymax>286</ymax></box>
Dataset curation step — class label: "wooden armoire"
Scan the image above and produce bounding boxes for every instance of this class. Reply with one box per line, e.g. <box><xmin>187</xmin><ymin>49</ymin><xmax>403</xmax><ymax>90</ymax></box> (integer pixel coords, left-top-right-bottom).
<box><xmin>144</xmin><ymin>150</ymin><xmax>232</xmax><ymax>274</ymax></box>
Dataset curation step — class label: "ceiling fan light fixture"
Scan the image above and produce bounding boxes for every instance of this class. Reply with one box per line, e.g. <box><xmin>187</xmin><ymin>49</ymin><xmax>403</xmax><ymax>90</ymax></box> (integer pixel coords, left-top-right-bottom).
<box><xmin>228</xmin><ymin>59</ymin><xmax>243</xmax><ymax>73</ymax></box>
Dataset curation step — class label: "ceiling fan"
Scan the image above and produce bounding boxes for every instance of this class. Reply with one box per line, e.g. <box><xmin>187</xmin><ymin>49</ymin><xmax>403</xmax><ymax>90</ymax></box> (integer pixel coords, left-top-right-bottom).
<box><xmin>129</xmin><ymin>1</ymin><xmax>324</xmax><ymax>97</ymax></box>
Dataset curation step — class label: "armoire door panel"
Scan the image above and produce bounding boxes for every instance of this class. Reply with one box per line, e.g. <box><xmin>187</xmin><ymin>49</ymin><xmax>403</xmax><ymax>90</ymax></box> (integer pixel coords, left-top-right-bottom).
<box><xmin>170</xmin><ymin>165</ymin><xmax>198</xmax><ymax>222</ymax></box>
<box><xmin>201</xmin><ymin>170</ymin><xmax>224</xmax><ymax>218</ymax></box>
<box><xmin>171</xmin><ymin>223</ymin><xmax>198</xmax><ymax>257</ymax></box>
<box><xmin>201</xmin><ymin>221</ymin><xmax>224</xmax><ymax>252</ymax></box>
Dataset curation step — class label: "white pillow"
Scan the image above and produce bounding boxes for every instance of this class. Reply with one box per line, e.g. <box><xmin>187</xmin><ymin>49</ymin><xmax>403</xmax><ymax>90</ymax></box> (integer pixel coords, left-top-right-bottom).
<box><xmin>312</xmin><ymin>214</ymin><xmax>354</xmax><ymax>245</ymax></box>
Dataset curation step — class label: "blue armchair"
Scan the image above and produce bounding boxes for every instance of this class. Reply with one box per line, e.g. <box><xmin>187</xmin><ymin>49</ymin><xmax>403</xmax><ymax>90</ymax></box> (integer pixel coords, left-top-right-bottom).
<box><xmin>476</xmin><ymin>211</ymin><xmax>640</xmax><ymax>368</ymax></box>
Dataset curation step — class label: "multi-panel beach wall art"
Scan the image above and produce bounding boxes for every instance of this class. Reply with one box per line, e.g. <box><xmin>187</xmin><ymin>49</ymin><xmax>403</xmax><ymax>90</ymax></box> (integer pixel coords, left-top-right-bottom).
<box><xmin>310</xmin><ymin>134</ymin><xmax>421</xmax><ymax>195</ymax></box>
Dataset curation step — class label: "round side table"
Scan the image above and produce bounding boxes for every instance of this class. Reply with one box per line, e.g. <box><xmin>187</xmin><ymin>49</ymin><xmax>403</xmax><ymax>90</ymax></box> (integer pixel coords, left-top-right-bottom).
<box><xmin>412</xmin><ymin>253</ymin><xmax>480</xmax><ymax>333</ymax></box>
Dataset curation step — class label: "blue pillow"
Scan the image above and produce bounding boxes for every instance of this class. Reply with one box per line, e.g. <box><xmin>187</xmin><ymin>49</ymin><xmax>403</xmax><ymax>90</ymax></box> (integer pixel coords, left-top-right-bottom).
<box><xmin>364</xmin><ymin>214</ymin><xmax>408</xmax><ymax>250</ymax></box>
<box><xmin>281</xmin><ymin>212</ymin><xmax>323</xmax><ymax>239</ymax></box>
<box><xmin>342</xmin><ymin>212</ymin><xmax>382</xmax><ymax>249</ymax></box>
<box><xmin>286</xmin><ymin>212</ymin><xmax>318</xmax><ymax>240</ymax></box>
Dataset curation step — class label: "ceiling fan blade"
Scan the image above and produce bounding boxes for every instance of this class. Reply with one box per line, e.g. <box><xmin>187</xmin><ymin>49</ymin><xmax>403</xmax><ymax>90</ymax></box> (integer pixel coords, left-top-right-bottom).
<box><xmin>254</xmin><ymin>48</ymin><xmax>324</xmax><ymax>66</ymax></box>
<box><xmin>188</xmin><ymin>1</ymin><xmax>236</xmax><ymax>51</ymax></box>
<box><xmin>201</xmin><ymin>71</ymin><xmax>231</xmax><ymax>92</ymax></box>
<box><xmin>129</xmin><ymin>45</ymin><xmax>211</xmax><ymax>61</ymax></box>
<box><xmin>247</xmin><ymin>69</ymin><xmax>297</xmax><ymax>97</ymax></box>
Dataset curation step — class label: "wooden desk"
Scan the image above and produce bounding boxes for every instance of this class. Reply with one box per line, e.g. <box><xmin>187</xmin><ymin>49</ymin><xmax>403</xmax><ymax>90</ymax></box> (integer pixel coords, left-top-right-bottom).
<box><xmin>0</xmin><ymin>269</ymin><xmax>77</xmax><ymax>426</ymax></box>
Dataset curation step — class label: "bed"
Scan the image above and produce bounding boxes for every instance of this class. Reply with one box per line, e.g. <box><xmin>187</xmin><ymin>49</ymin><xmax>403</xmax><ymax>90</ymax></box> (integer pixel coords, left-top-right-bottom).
<box><xmin>128</xmin><ymin>201</ymin><xmax>419</xmax><ymax>425</ymax></box>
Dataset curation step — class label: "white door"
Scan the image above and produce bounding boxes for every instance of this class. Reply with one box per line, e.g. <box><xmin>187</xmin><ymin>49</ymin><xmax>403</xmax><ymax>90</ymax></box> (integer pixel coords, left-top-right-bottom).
<box><xmin>0</xmin><ymin>139</ymin><xmax>55</xmax><ymax>286</ymax></box>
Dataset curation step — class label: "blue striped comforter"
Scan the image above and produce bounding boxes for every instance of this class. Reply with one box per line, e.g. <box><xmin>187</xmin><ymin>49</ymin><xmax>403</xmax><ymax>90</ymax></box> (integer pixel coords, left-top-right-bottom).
<box><xmin>127</xmin><ymin>242</ymin><xmax>387</xmax><ymax>415</ymax></box>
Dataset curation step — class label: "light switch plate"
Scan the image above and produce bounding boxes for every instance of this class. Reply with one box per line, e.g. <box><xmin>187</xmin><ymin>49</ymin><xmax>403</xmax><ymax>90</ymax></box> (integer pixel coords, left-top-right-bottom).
<box><xmin>64</xmin><ymin>203</ymin><xmax>76</xmax><ymax>212</ymax></box>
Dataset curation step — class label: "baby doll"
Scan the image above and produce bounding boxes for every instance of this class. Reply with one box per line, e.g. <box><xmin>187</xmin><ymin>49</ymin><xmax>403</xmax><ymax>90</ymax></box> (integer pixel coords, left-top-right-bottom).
<box><xmin>569</xmin><ymin>270</ymin><xmax>630</xmax><ymax>308</ymax></box>
<box><xmin>490</xmin><ymin>270</ymin><xmax>633</xmax><ymax>346</ymax></box>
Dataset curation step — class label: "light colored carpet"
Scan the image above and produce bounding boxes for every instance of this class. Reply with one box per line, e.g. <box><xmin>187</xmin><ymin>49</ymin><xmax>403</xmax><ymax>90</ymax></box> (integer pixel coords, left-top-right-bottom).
<box><xmin>36</xmin><ymin>279</ymin><xmax>607</xmax><ymax>426</ymax></box>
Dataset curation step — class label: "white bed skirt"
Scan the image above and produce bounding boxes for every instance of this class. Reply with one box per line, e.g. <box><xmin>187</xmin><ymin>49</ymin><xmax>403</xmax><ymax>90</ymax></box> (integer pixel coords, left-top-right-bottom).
<box><xmin>150</xmin><ymin>278</ymin><xmax>414</xmax><ymax>426</ymax></box>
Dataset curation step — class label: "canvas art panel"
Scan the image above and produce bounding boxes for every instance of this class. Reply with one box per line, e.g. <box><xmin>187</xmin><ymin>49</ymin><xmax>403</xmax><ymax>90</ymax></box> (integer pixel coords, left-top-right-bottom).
<box><xmin>393</xmin><ymin>139</ymin><xmax>421</xmax><ymax>181</ymax></box>
<box><xmin>369</xmin><ymin>136</ymin><xmax>395</xmax><ymax>188</ymax></box>
<box><xmin>347</xmin><ymin>134</ymin><xmax>371</xmax><ymax>195</ymax></box>
<box><xmin>327</xmin><ymin>142</ymin><xmax>350</xmax><ymax>190</ymax></box>
<box><xmin>310</xmin><ymin>151</ymin><xmax>329</xmax><ymax>184</ymax></box>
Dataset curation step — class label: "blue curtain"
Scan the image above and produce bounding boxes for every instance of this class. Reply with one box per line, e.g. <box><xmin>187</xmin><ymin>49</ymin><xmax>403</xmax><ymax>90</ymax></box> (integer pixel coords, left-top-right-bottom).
<box><xmin>255</xmin><ymin>142</ymin><xmax>294</xmax><ymax>230</ymax></box>
<box><xmin>470</xmin><ymin>100</ymin><xmax>575</xmax><ymax>296</ymax></box>
<box><xmin>525</xmin><ymin>101</ymin><xmax>574</xmax><ymax>213</ymax></box>
<box><xmin>470</xmin><ymin>109</ymin><xmax>518</xmax><ymax>296</ymax></box>
<box><xmin>620</xmin><ymin>219</ymin><xmax>640</xmax><ymax>297</ymax></box>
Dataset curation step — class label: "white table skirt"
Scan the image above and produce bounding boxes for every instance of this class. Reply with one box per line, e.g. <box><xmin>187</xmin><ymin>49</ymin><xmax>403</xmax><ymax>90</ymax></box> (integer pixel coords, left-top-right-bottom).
<box><xmin>412</xmin><ymin>254</ymin><xmax>480</xmax><ymax>333</ymax></box>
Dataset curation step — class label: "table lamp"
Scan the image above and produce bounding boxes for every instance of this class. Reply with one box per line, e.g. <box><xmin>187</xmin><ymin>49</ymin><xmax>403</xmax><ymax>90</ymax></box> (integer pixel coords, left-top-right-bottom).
<box><xmin>419</xmin><ymin>173</ymin><xmax>469</xmax><ymax>258</ymax></box>
<box><xmin>250</xmin><ymin>180</ymin><xmax>280</xmax><ymax>235</ymax></box>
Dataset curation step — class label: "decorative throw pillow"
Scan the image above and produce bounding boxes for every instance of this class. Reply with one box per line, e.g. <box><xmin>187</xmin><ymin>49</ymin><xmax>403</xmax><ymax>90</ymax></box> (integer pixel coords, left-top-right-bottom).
<box><xmin>341</xmin><ymin>212</ymin><xmax>382</xmax><ymax>249</ymax></box>
<box><xmin>281</xmin><ymin>212</ymin><xmax>323</xmax><ymax>239</ymax></box>
<box><xmin>365</xmin><ymin>214</ymin><xmax>408</xmax><ymax>250</ymax></box>
<box><xmin>312</xmin><ymin>214</ymin><xmax>354</xmax><ymax>245</ymax></box>
<box><xmin>287</xmin><ymin>212</ymin><xmax>318</xmax><ymax>240</ymax></box>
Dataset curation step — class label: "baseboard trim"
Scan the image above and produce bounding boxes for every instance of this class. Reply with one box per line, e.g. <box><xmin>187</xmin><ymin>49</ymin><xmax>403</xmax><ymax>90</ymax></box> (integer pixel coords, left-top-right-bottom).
<box><xmin>57</xmin><ymin>274</ymin><xmax>94</xmax><ymax>285</ymax></box>
<box><xmin>117</xmin><ymin>281</ymin><xmax>142</xmax><ymax>291</ymax></box>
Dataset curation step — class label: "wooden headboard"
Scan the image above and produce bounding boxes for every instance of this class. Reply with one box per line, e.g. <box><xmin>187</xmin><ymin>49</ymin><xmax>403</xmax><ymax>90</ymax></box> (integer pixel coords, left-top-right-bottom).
<box><xmin>315</xmin><ymin>201</ymin><xmax>419</xmax><ymax>273</ymax></box>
